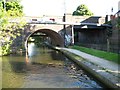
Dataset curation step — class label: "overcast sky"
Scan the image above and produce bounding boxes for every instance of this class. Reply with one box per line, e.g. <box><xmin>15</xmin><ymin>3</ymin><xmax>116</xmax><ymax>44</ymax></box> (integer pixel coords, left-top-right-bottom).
<box><xmin>21</xmin><ymin>0</ymin><xmax>120</xmax><ymax>17</ymax></box>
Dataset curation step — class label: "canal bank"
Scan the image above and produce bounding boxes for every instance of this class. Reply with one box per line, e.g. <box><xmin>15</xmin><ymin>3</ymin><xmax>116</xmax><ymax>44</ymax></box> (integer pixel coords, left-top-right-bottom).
<box><xmin>53</xmin><ymin>47</ymin><xmax>120</xmax><ymax>89</ymax></box>
<box><xmin>2</xmin><ymin>43</ymin><xmax>104</xmax><ymax>88</ymax></box>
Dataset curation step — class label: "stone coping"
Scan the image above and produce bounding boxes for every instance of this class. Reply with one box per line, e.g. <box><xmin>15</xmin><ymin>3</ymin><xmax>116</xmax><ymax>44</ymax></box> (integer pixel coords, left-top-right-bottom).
<box><xmin>53</xmin><ymin>47</ymin><xmax>120</xmax><ymax>89</ymax></box>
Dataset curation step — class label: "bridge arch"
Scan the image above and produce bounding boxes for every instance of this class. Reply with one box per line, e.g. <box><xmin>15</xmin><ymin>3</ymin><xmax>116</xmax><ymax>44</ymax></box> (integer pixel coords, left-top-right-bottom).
<box><xmin>25</xmin><ymin>28</ymin><xmax>64</xmax><ymax>49</ymax></box>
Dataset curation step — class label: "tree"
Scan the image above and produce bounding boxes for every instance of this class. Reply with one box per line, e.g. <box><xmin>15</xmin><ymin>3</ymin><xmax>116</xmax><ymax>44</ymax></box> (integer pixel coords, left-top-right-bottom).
<box><xmin>73</xmin><ymin>4</ymin><xmax>93</xmax><ymax>16</ymax></box>
<box><xmin>5</xmin><ymin>1</ymin><xmax>23</xmax><ymax>16</ymax></box>
<box><xmin>117</xmin><ymin>17</ymin><xmax>120</xmax><ymax>28</ymax></box>
<box><xmin>0</xmin><ymin>0</ymin><xmax>25</xmax><ymax>56</ymax></box>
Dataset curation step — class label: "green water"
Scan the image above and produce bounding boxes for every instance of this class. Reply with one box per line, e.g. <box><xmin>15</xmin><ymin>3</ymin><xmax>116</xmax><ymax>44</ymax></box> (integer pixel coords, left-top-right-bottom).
<box><xmin>2</xmin><ymin>43</ymin><xmax>103</xmax><ymax>88</ymax></box>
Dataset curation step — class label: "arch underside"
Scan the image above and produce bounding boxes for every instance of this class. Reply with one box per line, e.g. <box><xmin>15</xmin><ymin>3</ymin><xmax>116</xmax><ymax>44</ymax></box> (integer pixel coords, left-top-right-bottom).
<box><xmin>25</xmin><ymin>29</ymin><xmax>64</xmax><ymax>49</ymax></box>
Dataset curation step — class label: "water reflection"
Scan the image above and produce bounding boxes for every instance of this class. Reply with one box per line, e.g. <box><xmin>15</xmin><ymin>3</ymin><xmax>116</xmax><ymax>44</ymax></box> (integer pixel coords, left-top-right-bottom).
<box><xmin>2</xmin><ymin>56</ymin><xmax>26</xmax><ymax>88</ymax></box>
<box><xmin>28</xmin><ymin>43</ymin><xmax>36</xmax><ymax>57</ymax></box>
<box><xmin>27</xmin><ymin>43</ymin><xmax>65</xmax><ymax>65</ymax></box>
<box><xmin>9</xmin><ymin>61</ymin><xmax>27</xmax><ymax>73</ymax></box>
<box><xmin>2</xmin><ymin>42</ymin><xmax>103</xmax><ymax>88</ymax></box>
<box><xmin>25</xmin><ymin>52</ymin><xmax>29</xmax><ymax>63</ymax></box>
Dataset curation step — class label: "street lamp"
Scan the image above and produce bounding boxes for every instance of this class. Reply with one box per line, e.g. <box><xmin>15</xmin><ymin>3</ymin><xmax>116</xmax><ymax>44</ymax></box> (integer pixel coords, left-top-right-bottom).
<box><xmin>63</xmin><ymin>0</ymin><xmax>66</xmax><ymax>46</ymax></box>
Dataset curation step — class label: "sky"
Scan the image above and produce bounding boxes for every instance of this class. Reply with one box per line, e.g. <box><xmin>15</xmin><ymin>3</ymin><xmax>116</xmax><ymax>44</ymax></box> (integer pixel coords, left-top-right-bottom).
<box><xmin>21</xmin><ymin>0</ymin><xmax>120</xmax><ymax>17</ymax></box>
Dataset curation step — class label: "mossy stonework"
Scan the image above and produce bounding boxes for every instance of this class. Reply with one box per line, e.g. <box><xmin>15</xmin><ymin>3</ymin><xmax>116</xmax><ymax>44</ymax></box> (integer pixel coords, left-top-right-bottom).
<box><xmin>52</xmin><ymin>46</ymin><xmax>120</xmax><ymax>89</ymax></box>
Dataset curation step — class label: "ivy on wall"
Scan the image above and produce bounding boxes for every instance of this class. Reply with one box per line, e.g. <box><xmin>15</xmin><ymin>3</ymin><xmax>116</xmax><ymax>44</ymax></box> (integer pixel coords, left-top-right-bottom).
<box><xmin>117</xmin><ymin>17</ymin><xmax>120</xmax><ymax>29</ymax></box>
<box><xmin>0</xmin><ymin>1</ymin><xmax>26</xmax><ymax>56</ymax></box>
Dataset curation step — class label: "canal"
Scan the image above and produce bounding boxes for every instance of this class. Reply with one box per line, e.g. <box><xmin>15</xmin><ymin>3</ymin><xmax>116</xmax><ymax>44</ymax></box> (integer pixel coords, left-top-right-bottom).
<box><xmin>2</xmin><ymin>43</ymin><xmax>104</xmax><ymax>88</ymax></box>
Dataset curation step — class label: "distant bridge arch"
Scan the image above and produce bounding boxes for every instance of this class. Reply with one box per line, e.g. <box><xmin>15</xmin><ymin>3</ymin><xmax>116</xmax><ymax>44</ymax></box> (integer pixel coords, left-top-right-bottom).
<box><xmin>25</xmin><ymin>28</ymin><xmax>64</xmax><ymax>49</ymax></box>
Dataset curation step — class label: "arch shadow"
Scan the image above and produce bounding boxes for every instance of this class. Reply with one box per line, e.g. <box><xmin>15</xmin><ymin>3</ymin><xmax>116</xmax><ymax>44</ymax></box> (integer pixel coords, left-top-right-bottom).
<box><xmin>25</xmin><ymin>29</ymin><xmax>64</xmax><ymax>50</ymax></box>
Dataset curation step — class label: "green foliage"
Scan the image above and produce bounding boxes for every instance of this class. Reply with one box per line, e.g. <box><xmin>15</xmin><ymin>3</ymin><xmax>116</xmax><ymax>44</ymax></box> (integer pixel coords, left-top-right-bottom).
<box><xmin>71</xmin><ymin>45</ymin><xmax>119</xmax><ymax>64</ymax></box>
<box><xmin>117</xmin><ymin>17</ymin><xmax>120</xmax><ymax>28</ymax></box>
<box><xmin>0</xmin><ymin>0</ymin><xmax>26</xmax><ymax>56</ymax></box>
<box><xmin>33</xmin><ymin>36</ymin><xmax>44</xmax><ymax>47</ymax></box>
<box><xmin>5</xmin><ymin>1</ymin><xmax>23</xmax><ymax>16</ymax></box>
<box><xmin>0</xmin><ymin>10</ymin><xmax>8</xmax><ymax>30</ymax></box>
<box><xmin>1</xmin><ymin>44</ymin><xmax>11</xmax><ymax>55</ymax></box>
<box><xmin>73</xmin><ymin>4</ymin><xmax>93</xmax><ymax>16</ymax></box>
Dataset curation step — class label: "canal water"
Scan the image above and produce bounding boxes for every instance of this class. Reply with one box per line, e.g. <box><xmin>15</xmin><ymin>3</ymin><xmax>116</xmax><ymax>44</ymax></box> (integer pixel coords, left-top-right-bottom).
<box><xmin>2</xmin><ymin>43</ymin><xmax>103</xmax><ymax>88</ymax></box>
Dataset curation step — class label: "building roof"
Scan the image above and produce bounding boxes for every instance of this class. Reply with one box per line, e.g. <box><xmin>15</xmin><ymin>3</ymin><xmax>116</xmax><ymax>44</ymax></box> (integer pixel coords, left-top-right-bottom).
<box><xmin>74</xmin><ymin>23</ymin><xmax>112</xmax><ymax>30</ymax></box>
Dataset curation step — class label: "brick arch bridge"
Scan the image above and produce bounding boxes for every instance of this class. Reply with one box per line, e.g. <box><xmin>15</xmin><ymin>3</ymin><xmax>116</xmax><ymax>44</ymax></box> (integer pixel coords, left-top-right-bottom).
<box><xmin>11</xmin><ymin>15</ymin><xmax>113</xmax><ymax>53</ymax></box>
<box><xmin>25</xmin><ymin>28</ymin><xmax>64</xmax><ymax>49</ymax></box>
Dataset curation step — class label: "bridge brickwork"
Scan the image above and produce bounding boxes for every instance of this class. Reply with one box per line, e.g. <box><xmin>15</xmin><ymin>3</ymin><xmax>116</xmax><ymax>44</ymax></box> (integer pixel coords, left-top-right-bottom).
<box><xmin>23</xmin><ymin>24</ymin><xmax>65</xmax><ymax>47</ymax></box>
<box><xmin>11</xmin><ymin>14</ymin><xmax>106</xmax><ymax>52</ymax></box>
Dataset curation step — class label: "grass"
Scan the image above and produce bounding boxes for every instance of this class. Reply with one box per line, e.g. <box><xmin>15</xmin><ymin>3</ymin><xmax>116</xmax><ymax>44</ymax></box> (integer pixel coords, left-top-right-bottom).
<box><xmin>70</xmin><ymin>45</ymin><xmax>120</xmax><ymax>64</ymax></box>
